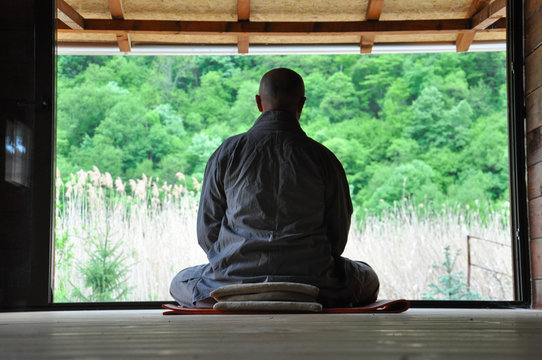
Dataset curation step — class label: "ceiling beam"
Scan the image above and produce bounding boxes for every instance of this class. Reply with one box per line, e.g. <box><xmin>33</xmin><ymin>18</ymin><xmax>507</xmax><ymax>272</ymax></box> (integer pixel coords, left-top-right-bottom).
<box><xmin>366</xmin><ymin>0</ymin><xmax>384</xmax><ymax>20</ymax></box>
<box><xmin>456</xmin><ymin>0</ymin><xmax>505</xmax><ymax>52</ymax></box>
<box><xmin>106</xmin><ymin>1</ymin><xmax>132</xmax><ymax>52</ymax></box>
<box><xmin>58</xmin><ymin>19</ymin><xmax>488</xmax><ymax>36</ymax></box>
<box><xmin>116</xmin><ymin>33</ymin><xmax>132</xmax><ymax>52</ymax></box>
<box><xmin>237</xmin><ymin>1</ymin><xmax>250</xmax><ymax>53</ymax></box>
<box><xmin>237</xmin><ymin>35</ymin><xmax>249</xmax><ymax>54</ymax></box>
<box><xmin>472</xmin><ymin>0</ymin><xmax>506</xmax><ymax>30</ymax></box>
<box><xmin>238</xmin><ymin>0</ymin><xmax>250</xmax><ymax>21</ymax></box>
<box><xmin>57</xmin><ymin>0</ymin><xmax>84</xmax><ymax>30</ymax></box>
<box><xmin>108</xmin><ymin>0</ymin><xmax>126</xmax><ymax>20</ymax></box>
<box><xmin>363</xmin><ymin>1</ymin><xmax>384</xmax><ymax>53</ymax></box>
<box><xmin>456</xmin><ymin>30</ymin><xmax>476</xmax><ymax>52</ymax></box>
<box><xmin>360</xmin><ymin>33</ymin><xmax>376</xmax><ymax>53</ymax></box>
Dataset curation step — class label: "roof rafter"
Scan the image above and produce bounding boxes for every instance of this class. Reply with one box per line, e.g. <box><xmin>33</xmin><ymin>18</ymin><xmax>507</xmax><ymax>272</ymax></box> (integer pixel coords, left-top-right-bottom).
<box><xmin>107</xmin><ymin>0</ymin><xmax>132</xmax><ymax>52</ymax></box>
<box><xmin>108</xmin><ymin>0</ymin><xmax>126</xmax><ymax>20</ymax></box>
<box><xmin>360</xmin><ymin>34</ymin><xmax>376</xmax><ymax>54</ymax></box>
<box><xmin>366</xmin><ymin>0</ymin><xmax>384</xmax><ymax>21</ymax></box>
<box><xmin>472</xmin><ymin>0</ymin><xmax>506</xmax><ymax>30</ymax></box>
<box><xmin>455</xmin><ymin>0</ymin><xmax>506</xmax><ymax>53</ymax></box>
<box><xmin>57</xmin><ymin>19</ymin><xmax>485</xmax><ymax>36</ymax></box>
<box><xmin>116</xmin><ymin>33</ymin><xmax>132</xmax><ymax>52</ymax></box>
<box><xmin>362</xmin><ymin>0</ymin><xmax>384</xmax><ymax>54</ymax></box>
<box><xmin>237</xmin><ymin>0</ymin><xmax>250</xmax><ymax>54</ymax></box>
<box><xmin>456</xmin><ymin>30</ymin><xmax>476</xmax><ymax>52</ymax></box>
<box><xmin>57</xmin><ymin>0</ymin><xmax>84</xmax><ymax>30</ymax></box>
<box><xmin>238</xmin><ymin>0</ymin><xmax>250</xmax><ymax>21</ymax></box>
<box><xmin>238</xmin><ymin>35</ymin><xmax>249</xmax><ymax>54</ymax></box>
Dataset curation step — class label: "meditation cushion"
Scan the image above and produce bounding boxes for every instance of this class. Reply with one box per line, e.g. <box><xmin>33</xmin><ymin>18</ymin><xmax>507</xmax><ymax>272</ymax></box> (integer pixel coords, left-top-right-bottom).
<box><xmin>210</xmin><ymin>282</ymin><xmax>319</xmax><ymax>300</ymax></box>
<box><xmin>213</xmin><ymin>301</ymin><xmax>323</xmax><ymax>312</ymax></box>
<box><xmin>210</xmin><ymin>282</ymin><xmax>322</xmax><ymax>312</ymax></box>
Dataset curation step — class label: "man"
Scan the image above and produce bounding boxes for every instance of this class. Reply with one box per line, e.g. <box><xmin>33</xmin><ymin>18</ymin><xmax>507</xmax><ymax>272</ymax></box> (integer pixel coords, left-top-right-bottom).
<box><xmin>170</xmin><ymin>68</ymin><xmax>379</xmax><ymax>308</ymax></box>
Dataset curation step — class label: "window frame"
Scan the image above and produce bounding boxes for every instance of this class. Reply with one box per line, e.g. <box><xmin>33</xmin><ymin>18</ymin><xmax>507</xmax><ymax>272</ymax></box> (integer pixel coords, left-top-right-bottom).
<box><xmin>40</xmin><ymin>0</ymin><xmax>530</xmax><ymax>310</ymax></box>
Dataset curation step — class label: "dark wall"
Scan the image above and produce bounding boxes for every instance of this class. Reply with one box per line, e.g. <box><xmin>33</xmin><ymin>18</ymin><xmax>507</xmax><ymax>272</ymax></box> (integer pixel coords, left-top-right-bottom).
<box><xmin>525</xmin><ymin>0</ymin><xmax>542</xmax><ymax>308</ymax></box>
<box><xmin>0</xmin><ymin>0</ymin><xmax>55</xmax><ymax>309</ymax></box>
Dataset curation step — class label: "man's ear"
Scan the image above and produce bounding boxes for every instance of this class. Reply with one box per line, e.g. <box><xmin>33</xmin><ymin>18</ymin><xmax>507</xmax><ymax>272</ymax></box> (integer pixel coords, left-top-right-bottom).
<box><xmin>255</xmin><ymin>95</ymin><xmax>264</xmax><ymax>112</ymax></box>
<box><xmin>297</xmin><ymin>97</ymin><xmax>306</xmax><ymax>115</ymax></box>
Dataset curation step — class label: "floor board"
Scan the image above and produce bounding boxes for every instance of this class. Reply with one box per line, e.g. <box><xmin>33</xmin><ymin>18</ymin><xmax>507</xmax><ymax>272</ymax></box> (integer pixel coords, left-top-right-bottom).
<box><xmin>1</xmin><ymin>309</ymin><xmax>542</xmax><ymax>359</ymax></box>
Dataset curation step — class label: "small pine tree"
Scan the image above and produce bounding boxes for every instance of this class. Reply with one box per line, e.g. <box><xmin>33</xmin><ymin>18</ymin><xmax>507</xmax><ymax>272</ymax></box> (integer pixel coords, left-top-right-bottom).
<box><xmin>73</xmin><ymin>231</ymin><xmax>131</xmax><ymax>302</ymax></box>
<box><xmin>422</xmin><ymin>246</ymin><xmax>481</xmax><ymax>300</ymax></box>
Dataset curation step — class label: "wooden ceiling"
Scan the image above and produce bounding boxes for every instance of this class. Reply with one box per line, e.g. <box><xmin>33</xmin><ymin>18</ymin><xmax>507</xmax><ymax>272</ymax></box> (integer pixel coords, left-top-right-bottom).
<box><xmin>56</xmin><ymin>0</ymin><xmax>507</xmax><ymax>54</ymax></box>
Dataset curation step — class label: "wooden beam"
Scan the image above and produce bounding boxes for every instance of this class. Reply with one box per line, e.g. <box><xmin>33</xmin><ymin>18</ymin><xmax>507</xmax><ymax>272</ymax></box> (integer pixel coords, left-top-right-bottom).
<box><xmin>107</xmin><ymin>0</ymin><xmax>130</xmax><ymax>52</ymax></box>
<box><xmin>366</xmin><ymin>0</ymin><xmax>384</xmax><ymax>20</ymax></box>
<box><xmin>58</xmin><ymin>19</ymin><xmax>481</xmax><ymax>36</ymax></box>
<box><xmin>237</xmin><ymin>35</ymin><xmax>249</xmax><ymax>54</ymax></box>
<box><xmin>57</xmin><ymin>20</ymin><xmax>70</xmax><ymax>30</ymax></box>
<box><xmin>360</xmin><ymin>33</ymin><xmax>375</xmax><ymax>53</ymax></box>
<box><xmin>238</xmin><ymin>0</ymin><xmax>250</xmax><ymax>21</ymax></box>
<box><xmin>108</xmin><ymin>0</ymin><xmax>126</xmax><ymax>20</ymax></box>
<box><xmin>456</xmin><ymin>30</ymin><xmax>476</xmax><ymax>52</ymax></box>
<box><xmin>472</xmin><ymin>0</ymin><xmax>506</xmax><ymax>30</ymax></box>
<box><xmin>57</xmin><ymin>0</ymin><xmax>84</xmax><ymax>30</ymax></box>
<box><xmin>116</xmin><ymin>33</ymin><xmax>131</xmax><ymax>52</ymax></box>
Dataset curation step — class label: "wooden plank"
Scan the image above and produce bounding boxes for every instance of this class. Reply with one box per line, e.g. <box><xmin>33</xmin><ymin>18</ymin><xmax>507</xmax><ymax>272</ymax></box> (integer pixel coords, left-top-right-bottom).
<box><xmin>527</xmin><ymin>86</ymin><xmax>542</xmax><ymax>132</ymax></box>
<box><xmin>528</xmin><ymin>163</ymin><xmax>542</xmax><ymax>199</ymax></box>
<box><xmin>532</xmin><ymin>238</ymin><xmax>542</xmax><ymax>280</ymax></box>
<box><xmin>116</xmin><ymin>32</ymin><xmax>131</xmax><ymax>52</ymax></box>
<box><xmin>57</xmin><ymin>18</ymin><xmax>478</xmax><ymax>36</ymax></box>
<box><xmin>526</xmin><ymin>0</ymin><xmax>542</xmax><ymax>18</ymax></box>
<box><xmin>57</xmin><ymin>0</ymin><xmax>84</xmax><ymax>30</ymax></box>
<box><xmin>238</xmin><ymin>0</ymin><xmax>250</xmax><ymax>21</ymax></box>
<box><xmin>456</xmin><ymin>30</ymin><xmax>476</xmax><ymax>52</ymax></box>
<box><xmin>2</xmin><ymin>310</ymin><xmax>542</xmax><ymax>357</ymax></box>
<box><xmin>472</xmin><ymin>0</ymin><xmax>506</xmax><ymax>30</ymax></box>
<box><xmin>528</xmin><ymin>125</ymin><xmax>542</xmax><ymax>167</ymax></box>
<box><xmin>526</xmin><ymin>2</ymin><xmax>542</xmax><ymax>55</ymax></box>
<box><xmin>366</xmin><ymin>0</ymin><xmax>384</xmax><ymax>20</ymax></box>
<box><xmin>107</xmin><ymin>0</ymin><xmax>129</xmax><ymax>52</ymax></box>
<box><xmin>237</xmin><ymin>34</ymin><xmax>249</xmax><ymax>53</ymax></box>
<box><xmin>360</xmin><ymin>33</ymin><xmax>375</xmax><ymax>53</ymax></box>
<box><xmin>535</xmin><ymin>279</ymin><xmax>542</xmax><ymax>308</ymax></box>
<box><xmin>57</xmin><ymin>20</ymin><xmax>69</xmax><ymax>30</ymax></box>
<box><xmin>526</xmin><ymin>45</ymin><xmax>542</xmax><ymax>96</ymax></box>
<box><xmin>529</xmin><ymin>196</ymin><xmax>542</xmax><ymax>239</ymax></box>
<box><xmin>108</xmin><ymin>0</ymin><xmax>125</xmax><ymax>20</ymax></box>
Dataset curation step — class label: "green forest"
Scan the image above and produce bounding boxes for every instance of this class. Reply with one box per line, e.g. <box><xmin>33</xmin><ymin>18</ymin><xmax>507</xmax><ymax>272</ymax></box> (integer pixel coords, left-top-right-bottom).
<box><xmin>56</xmin><ymin>52</ymin><xmax>508</xmax><ymax>215</ymax></box>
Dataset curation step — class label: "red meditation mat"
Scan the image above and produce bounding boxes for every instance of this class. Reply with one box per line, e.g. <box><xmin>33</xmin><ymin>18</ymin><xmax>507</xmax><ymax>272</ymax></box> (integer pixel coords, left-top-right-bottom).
<box><xmin>162</xmin><ymin>299</ymin><xmax>410</xmax><ymax>315</ymax></box>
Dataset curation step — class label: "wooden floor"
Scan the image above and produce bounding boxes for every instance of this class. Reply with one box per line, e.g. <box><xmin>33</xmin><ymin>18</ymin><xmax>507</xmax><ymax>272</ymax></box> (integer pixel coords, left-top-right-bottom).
<box><xmin>1</xmin><ymin>309</ymin><xmax>542</xmax><ymax>359</ymax></box>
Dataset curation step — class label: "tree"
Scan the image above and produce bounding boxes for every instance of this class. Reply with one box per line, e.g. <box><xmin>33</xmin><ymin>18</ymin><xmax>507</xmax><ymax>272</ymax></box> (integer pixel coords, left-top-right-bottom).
<box><xmin>423</xmin><ymin>246</ymin><xmax>481</xmax><ymax>300</ymax></box>
<box><xmin>319</xmin><ymin>72</ymin><xmax>360</xmax><ymax>122</ymax></box>
<box><xmin>361</xmin><ymin>160</ymin><xmax>443</xmax><ymax>212</ymax></box>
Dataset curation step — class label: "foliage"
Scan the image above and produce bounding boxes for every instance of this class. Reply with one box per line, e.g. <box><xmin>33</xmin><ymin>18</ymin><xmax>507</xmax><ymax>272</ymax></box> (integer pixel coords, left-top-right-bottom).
<box><xmin>72</xmin><ymin>231</ymin><xmax>131</xmax><ymax>302</ymax></box>
<box><xmin>422</xmin><ymin>246</ymin><xmax>481</xmax><ymax>300</ymax></box>
<box><xmin>56</xmin><ymin>52</ymin><xmax>508</xmax><ymax>217</ymax></box>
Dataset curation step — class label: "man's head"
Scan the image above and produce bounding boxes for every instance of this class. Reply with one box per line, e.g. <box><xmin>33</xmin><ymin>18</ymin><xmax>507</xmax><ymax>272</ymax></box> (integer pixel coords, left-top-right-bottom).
<box><xmin>256</xmin><ymin>68</ymin><xmax>306</xmax><ymax>120</ymax></box>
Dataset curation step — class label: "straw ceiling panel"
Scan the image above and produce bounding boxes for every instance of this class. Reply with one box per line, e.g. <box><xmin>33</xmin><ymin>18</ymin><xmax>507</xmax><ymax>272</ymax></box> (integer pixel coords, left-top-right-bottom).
<box><xmin>58</xmin><ymin>0</ymin><xmax>507</xmax><ymax>53</ymax></box>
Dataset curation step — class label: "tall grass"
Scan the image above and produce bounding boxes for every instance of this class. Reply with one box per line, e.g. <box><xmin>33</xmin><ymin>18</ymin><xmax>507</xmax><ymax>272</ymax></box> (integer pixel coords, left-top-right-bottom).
<box><xmin>54</xmin><ymin>168</ymin><xmax>512</xmax><ymax>302</ymax></box>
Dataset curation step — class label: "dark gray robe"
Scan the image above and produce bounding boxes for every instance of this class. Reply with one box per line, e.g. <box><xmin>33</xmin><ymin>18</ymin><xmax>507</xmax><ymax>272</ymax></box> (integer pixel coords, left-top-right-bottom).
<box><xmin>170</xmin><ymin>110</ymin><xmax>379</xmax><ymax>307</ymax></box>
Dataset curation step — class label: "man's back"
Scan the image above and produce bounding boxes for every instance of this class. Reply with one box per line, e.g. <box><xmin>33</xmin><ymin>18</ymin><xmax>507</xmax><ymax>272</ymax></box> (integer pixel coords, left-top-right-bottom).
<box><xmin>197</xmin><ymin>110</ymin><xmax>352</xmax><ymax>289</ymax></box>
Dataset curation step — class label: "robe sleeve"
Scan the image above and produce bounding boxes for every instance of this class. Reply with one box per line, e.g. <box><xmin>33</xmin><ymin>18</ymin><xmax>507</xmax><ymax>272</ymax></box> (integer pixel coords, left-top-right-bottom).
<box><xmin>324</xmin><ymin>151</ymin><xmax>353</xmax><ymax>257</ymax></box>
<box><xmin>197</xmin><ymin>147</ymin><xmax>227</xmax><ymax>253</ymax></box>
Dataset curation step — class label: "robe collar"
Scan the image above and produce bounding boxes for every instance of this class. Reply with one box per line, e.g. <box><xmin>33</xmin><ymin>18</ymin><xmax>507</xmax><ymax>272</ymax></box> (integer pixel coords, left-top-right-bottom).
<box><xmin>250</xmin><ymin>110</ymin><xmax>305</xmax><ymax>134</ymax></box>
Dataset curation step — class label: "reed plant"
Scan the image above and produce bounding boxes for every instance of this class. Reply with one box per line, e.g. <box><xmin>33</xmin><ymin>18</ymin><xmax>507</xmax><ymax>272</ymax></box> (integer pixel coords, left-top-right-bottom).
<box><xmin>54</xmin><ymin>168</ymin><xmax>512</xmax><ymax>302</ymax></box>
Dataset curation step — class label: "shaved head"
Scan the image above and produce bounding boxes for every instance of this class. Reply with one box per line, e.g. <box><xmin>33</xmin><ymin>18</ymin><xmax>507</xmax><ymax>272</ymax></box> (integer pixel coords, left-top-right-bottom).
<box><xmin>256</xmin><ymin>68</ymin><xmax>306</xmax><ymax>118</ymax></box>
